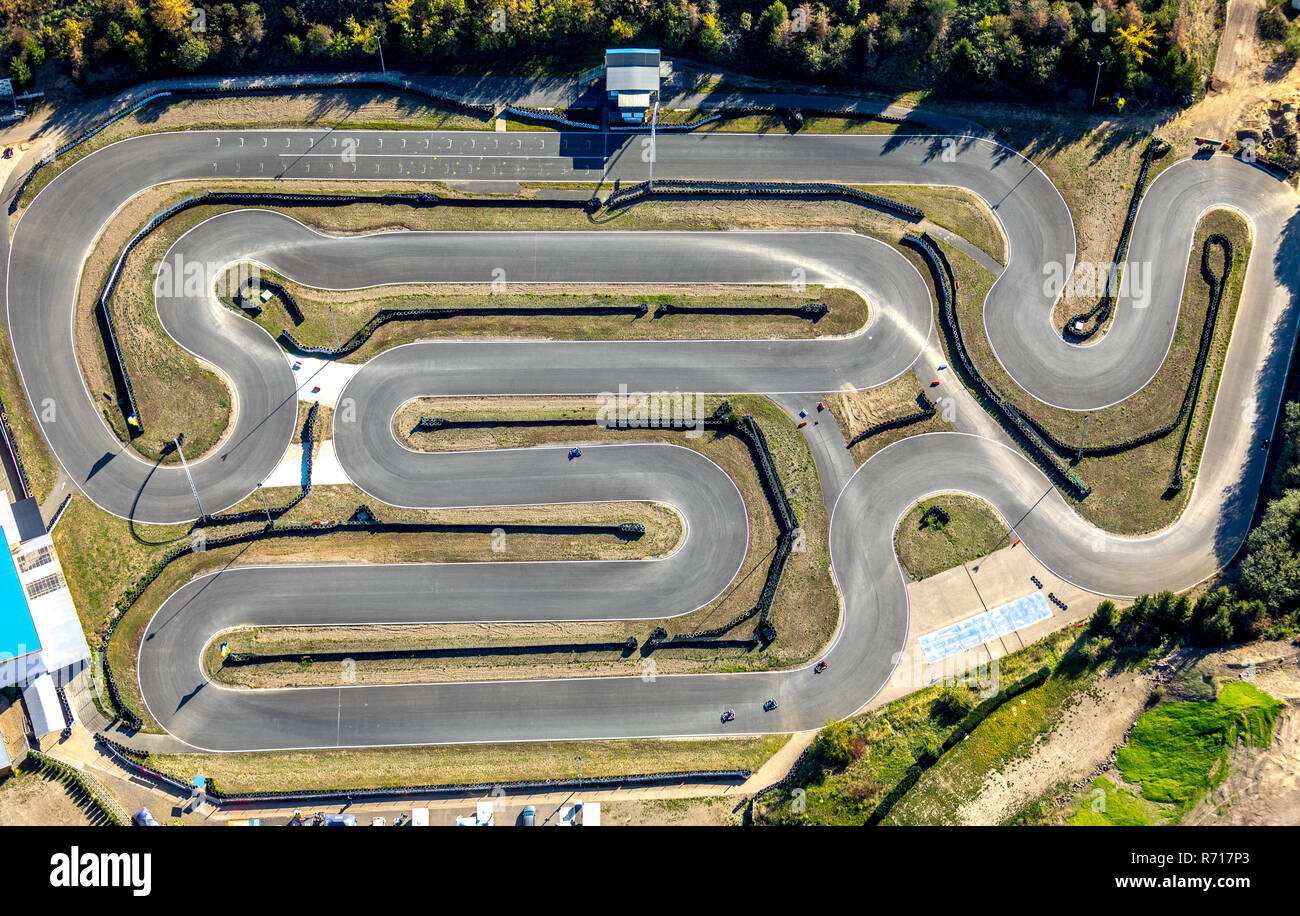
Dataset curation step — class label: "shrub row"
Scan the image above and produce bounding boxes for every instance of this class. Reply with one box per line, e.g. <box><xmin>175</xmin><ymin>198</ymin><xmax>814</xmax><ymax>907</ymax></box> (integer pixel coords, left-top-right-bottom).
<box><xmin>861</xmin><ymin>665</ymin><xmax>1051</xmax><ymax>825</ymax></box>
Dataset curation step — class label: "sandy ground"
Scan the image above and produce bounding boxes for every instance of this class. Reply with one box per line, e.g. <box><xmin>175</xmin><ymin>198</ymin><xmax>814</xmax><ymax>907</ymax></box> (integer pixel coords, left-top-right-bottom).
<box><xmin>1183</xmin><ymin>641</ymin><xmax>1300</xmax><ymax>825</ymax></box>
<box><xmin>0</xmin><ymin>769</ymin><xmax>96</xmax><ymax>826</ymax></box>
<box><xmin>954</xmin><ymin>667</ymin><xmax>1156</xmax><ymax>825</ymax></box>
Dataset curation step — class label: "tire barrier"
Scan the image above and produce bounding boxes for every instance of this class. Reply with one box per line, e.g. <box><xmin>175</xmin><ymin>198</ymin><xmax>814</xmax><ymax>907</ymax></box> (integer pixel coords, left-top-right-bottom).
<box><xmin>845</xmin><ymin>390</ymin><xmax>937</xmax><ymax>449</ymax></box>
<box><xmin>200</xmin><ymin>401</ymin><xmax>319</xmax><ymax>528</ymax></box>
<box><xmin>652</xmin><ymin>301</ymin><xmax>828</xmax><ymax>320</ymax></box>
<box><xmin>8</xmin><ymin>69</ymin><xmax>615</xmax><ymax>213</ymax></box>
<box><xmin>281</xmin><ymin>302</ymin><xmax>650</xmax><ymax>359</ymax></box>
<box><xmin>96</xmin><ymin>733</ymin><xmax>749</xmax><ymax>807</ymax></box>
<box><xmin>0</xmin><ymin>393</ymin><xmax>32</xmax><ymax>499</ymax></box>
<box><xmin>903</xmin><ymin>231</ymin><xmax>1091</xmax><ymax>500</ymax></box>
<box><xmin>1030</xmin><ymin>575</ymin><xmax>1042</xmax><ymax>589</ymax></box>
<box><xmin>859</xmin><ymin>665</ymin><xmax>1051</xmax><ymax>826</ymax></box>
<box><xmin>502</xmin><ymin>105</ymin><xmax>599</xmax><ymax>131</ymax></box>
<box><xmin>1166</xmin><ymin>234</ymin><xmax>1233</xmax><ymax>494</ymax></box>
<box><xmin>1008</xmin><ymin>234</ymin><xmax>1232</xmax><ymax>479</ymax></box>
<box><xmin>86</xmin><ymin>188</ymin><xmax>590</xmax><ymax>431</ymax></box>
<box><xmin>222</xmin><ymin>638</ymin><xmax>640</xmax><ymax>667</ymax></box>
<box><xmin>24</xmin><ymin>750</ymin><xmax>129</xmax><ymax>826</ymax></box>
<box><xmin>237</xmin><ymin>276</ymin><xmax>303</xmax><ymax>324</ymax></box>
<box><xmin>603</xmin><ymin>178</ymin><xmax>924</xmax><ymax>222</ymax></box>
<box><xmin>95</xmin><ymin>194</ymin><xmax>205</xmax><ymax>436</ymax></box>
<box><xmin>1064</xmin><ymin>139</ymin><xmax>1172</xmax><ymax>340</ymax></box>
<box><xmin>1047</xmin><ymin>592</ymin><xmax>1068</xmax><ymax>611</ymax></box>
<box><xmin>55</xmin><ymin>683</ymin><xmax>74</xmax><ymax>740</ymax></box>
<box><xmin>609</xmin><ymin>105</ymin><xmax>912</xmax><ymax>133</ymax></box>
<box><xmin>46</xmin><ymin>493</ymin><xmax>72</xmax><ymax>532</ymax></box>
<box><xmin>417</xmin><ymin>403</ymin><xmax>795</xmax><ymax>651</ymax></box>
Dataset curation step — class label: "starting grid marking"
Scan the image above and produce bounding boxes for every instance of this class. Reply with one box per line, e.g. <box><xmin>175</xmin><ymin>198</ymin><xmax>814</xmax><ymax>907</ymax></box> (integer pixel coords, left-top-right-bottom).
<box><xmin>918</xmin><ymin>591</ymin><xmax>1052</xmax><ymax>664</ymax></box>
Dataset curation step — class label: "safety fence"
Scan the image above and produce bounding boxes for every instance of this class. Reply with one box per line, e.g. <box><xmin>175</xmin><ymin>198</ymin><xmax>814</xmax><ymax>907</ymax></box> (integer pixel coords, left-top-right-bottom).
<box><xmin>846</xmin><ymin>390</ymin><xmax>937</xmax><ymax>449</ymax></box>
<box><xmin>238</xmin><ymin>276</ymin><xmax>303</xmax><ymax>324</ymax></box>
<box><xmin>603</xmin><ymin>178</ymin><xmax>924</xmax><ymax>222</ymax></box>
<box><xmin>96</xmin><ymin>194</ymin><xmax>203</xmax><ymax>435</ymax></box>
<box><xmin>94</xmin><ymin>403</ymin><xmax>798</xmax><ymax>732</ymax></box>
<box><xmin>25</xmin><ymin>750</ymin><xmax>129</xmax><ymax>825</ymax></box>
<box><xmin>903</xmin><ymin>231</ymin><xmax>1090</xmax><ymax>499</ymax></box>
<box><xmin>1064</xmin><ymin>139</ymin><xmax>1171</xmax><ymax>340</ymax></box>
<box><xmin>97</xmin><ymin>403</ymin><xmax>318</xmax><ymax>730</ymax></box>
<box><xmin>96</xmin><ymin>734</ymin><xmax>747</xmax><ymax>806</ymax></box>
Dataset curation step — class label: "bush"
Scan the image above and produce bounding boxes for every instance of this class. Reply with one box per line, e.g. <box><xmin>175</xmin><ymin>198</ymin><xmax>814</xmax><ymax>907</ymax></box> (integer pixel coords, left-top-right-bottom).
<box><xmin>813</xmin><ymin>719</ymin><xmax>854</xmax><ymax>768</ymax></box>
<box><xmin>1259</xmin><ymin>5</ymin><xmax>1289</xmax><ymax>41</ymax></box>
<box><xmin>937</xmin><ymin>685</ymin><xmax>975</xmax><ymax>718</ymax></box>
<box><xmin>1089</xmin><ymin>599</ymin><xmax>1119</xmax><ymax>636</ymax></box>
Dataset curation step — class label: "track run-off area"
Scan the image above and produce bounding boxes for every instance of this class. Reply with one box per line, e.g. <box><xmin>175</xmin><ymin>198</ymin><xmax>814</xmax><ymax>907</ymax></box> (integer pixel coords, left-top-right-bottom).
<box><xmin>6</xmin><ymin>125</ymin><xmax>1299</xmax><ymax>751</ymax></box>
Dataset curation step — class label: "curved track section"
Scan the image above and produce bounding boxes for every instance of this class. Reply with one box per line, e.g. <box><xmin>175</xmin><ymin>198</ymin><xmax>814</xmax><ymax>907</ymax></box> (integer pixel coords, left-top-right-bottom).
<box><xmin>7</xmin><ymin>125</ymin><xmax>1299</xmax><ymax>749</ymax></box>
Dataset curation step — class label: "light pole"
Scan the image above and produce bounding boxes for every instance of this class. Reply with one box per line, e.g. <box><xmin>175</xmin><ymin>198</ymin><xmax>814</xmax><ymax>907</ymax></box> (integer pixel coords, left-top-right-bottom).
<box><xmin>329</xmin><ymin>304</ymin><xmax>341</xmax><ymax>349</ymax></box>
<box><xmin>574</xmin><ymin>755</ymin><xmax>582</xmax><ymax>782</ymax></box>
<box><xmin>173</xmin><ymin>435</ymin><xmax>205</xmax><ymax>524</ymax></box>
<box><xmin>648</xmin><ymin>91</ymin><xmax>659</xmax><ymax>189</ymax></box>
<box><xmin>1091</xmin><ymin>61</ymin><xmax>1102</xmax><ymax>109</ymax></box>
<box><xmin>257</xmin><ymin>482</ymin><xmax>273</xmax><ymax>526</ymax></box>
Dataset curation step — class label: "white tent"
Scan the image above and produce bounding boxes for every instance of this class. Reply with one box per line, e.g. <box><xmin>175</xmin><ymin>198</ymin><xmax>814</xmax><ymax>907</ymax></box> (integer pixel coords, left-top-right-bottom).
<box><xmin>22</xmin><ymin>672</ymin><xmax>66</xmax><ymax>738</ymax></box>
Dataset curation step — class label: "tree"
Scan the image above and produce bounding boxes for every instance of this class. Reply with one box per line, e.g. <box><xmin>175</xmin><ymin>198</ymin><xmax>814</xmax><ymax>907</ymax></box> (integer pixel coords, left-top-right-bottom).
<box><xmin>304</xmin><ymin>23</ymin><xmax>334</xmax><ymax>57</ymax></box>
<box><xmin>1113</xmin><ymin>19</ymin><xmax>1156</xmax><ymax>66</ymax></box>
<box><xmin>151</xmin><ymin>0</ymin><xmax>194</xmax><ymax>37</ymax></box>
<box><xmin>697</xmin><ymin>12</ymin><xmax>724</xmax><ymax>56</ymax></box>
<box><xmin>1089</xmin><ymin>599</ymin><xmax>1119</xmax><ymax>636</ymax></box>
<box><xmin>8</xmin><ymin>57</ymin><xmax>31</xmax><ymax>89</ymax></box>
<box><xmin>176</xmin><ymin>36</ymin><xmax>209</xmax><ymax>70</ymax></box>
<box><xmin>123</xmin><ymin>30</ymin><xmax>148</xmax><ymax>71</ymax></box>
<box><xmin>1240</xmin><ymin>489</ymin><xmax>1300</xmax><ymax>611</ymax></box>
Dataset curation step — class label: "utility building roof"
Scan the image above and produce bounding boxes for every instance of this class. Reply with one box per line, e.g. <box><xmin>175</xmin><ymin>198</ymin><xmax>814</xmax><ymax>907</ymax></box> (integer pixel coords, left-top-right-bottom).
<box><xmin>605</xmin><ymin>48</ymin><xmax>660</xmax><ymax>93</ymax></box>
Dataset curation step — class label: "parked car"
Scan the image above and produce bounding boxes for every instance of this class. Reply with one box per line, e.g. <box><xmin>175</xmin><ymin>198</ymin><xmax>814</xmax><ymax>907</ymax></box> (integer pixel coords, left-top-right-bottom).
<box><xmin>522</xmin><ymin>805</ymin><xmax>536</xmax><ymax>827</ymax></box>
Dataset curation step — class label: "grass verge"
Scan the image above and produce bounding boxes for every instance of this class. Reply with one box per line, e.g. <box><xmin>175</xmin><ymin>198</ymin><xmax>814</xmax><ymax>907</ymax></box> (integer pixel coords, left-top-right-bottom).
<box><xmin>893</xmin><ymin>494</ymin><xmax>1010</xmax><ymax>581</ymax></box>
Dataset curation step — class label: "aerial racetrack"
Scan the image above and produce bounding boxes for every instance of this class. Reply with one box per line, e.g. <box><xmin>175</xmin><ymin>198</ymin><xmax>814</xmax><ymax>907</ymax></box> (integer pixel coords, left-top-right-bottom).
<box><xmin>6</xmin><ymin>121</ymin><xmax>1298</xmax><ymax>751</ymax></box>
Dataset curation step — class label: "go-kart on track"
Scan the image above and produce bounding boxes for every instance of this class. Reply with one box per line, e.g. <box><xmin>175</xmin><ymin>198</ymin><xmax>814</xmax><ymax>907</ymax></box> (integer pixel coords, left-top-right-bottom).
<box><xmin>6</xmin><ymin>126</ymin><xmax>1299</xmax><ymax>751</ymax></box>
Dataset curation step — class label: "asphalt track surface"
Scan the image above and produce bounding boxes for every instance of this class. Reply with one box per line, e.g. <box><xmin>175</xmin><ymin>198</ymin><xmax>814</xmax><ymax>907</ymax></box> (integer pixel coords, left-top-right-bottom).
<box><xmin>7</xmin><ymin>127</ymin><xmax>1300</xmax><ymax>751</ymax></box>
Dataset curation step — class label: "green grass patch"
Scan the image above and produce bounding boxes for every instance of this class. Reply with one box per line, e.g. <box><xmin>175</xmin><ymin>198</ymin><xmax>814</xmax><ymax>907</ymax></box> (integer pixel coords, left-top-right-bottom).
<box><xmin>893</xmin><ymin>494</ymin><xmax>1009</xmax><ymax>580</ymax></box>
<box><xmin>1114</xmin><ymin>681</ymin><xmax>1282</xmax><ymax>814</ymax></box>
<box><xmin>1066</xmin><ymin>776</ymin><xmax>1164</xmax><ymax>826</ymax></box>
